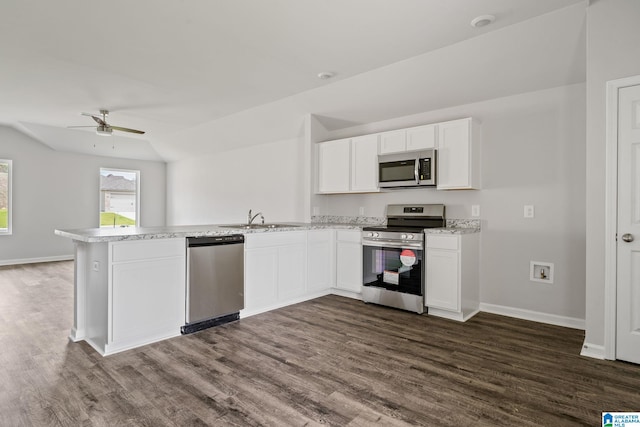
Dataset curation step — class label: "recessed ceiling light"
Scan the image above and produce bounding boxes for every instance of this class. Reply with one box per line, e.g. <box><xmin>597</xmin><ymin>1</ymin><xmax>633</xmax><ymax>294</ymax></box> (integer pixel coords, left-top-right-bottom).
<box><xmin>470</xmin><ymin>15</ymin><xmax>495</xmax><ymax>28</ymax></box>
<box><xmin>317</xmin><ymin>72</ymin><xmax>335</xmax><ymax>80</ymax></box>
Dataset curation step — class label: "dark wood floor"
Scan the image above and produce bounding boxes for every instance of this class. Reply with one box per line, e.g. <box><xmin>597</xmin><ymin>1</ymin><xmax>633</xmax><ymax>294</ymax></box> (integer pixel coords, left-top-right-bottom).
<box><xmin>1</xmin><ymin>261</ymin><xmax>638</xmax><ymax>426</ymax></box>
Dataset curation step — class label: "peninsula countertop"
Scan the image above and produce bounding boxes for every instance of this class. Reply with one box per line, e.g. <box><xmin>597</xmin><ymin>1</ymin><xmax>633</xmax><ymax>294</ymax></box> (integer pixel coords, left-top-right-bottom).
<box><xmin>54</xmin><ymin>222</ymin><xmax>364</xmax><ymax>243</ymax></box>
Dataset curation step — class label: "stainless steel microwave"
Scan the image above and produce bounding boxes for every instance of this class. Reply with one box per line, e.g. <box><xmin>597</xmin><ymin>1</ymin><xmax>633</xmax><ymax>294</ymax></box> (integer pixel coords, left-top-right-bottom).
<box><xmin>378</xmin><ymin>149</ymin><xmax>437</xmax><ymax>188</ymax></box>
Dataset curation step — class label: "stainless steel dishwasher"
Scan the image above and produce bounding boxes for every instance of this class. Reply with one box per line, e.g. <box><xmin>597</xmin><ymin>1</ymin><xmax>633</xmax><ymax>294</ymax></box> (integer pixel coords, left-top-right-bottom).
<box><xmin>181</xmin><ymin>234</ymin><xmax>244</xmax><ymax>334</ymax></box>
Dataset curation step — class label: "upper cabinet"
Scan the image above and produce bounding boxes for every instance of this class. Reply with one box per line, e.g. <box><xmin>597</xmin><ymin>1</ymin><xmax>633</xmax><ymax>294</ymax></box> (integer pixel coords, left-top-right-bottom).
<box><xmin>379</xmin><ymin>124</ymin><xmax>437</xmax><ymax>154</ymax></box>
<box><xmin>316</xmin><ymin>117</ymin><xmax>480</xmax><ymax>194</ymax></box>
<box><xmin>350</xmin><ymin>134</ymin><xmax>379</xmax><ymax>192</ymax></box>
<box><xmin>317</xmin><ymin>135</ymin><xmax>379</xmax><ymax>194</ymax></box>
<box><xmin>436</xmin><ymin>118</ymin><xmax>481</xmax><ymax>190</ymax></box>
<box><xmin>317</xmin><ymin>138</ymin><xmax>351</xmax><ymax>193</ymax></box>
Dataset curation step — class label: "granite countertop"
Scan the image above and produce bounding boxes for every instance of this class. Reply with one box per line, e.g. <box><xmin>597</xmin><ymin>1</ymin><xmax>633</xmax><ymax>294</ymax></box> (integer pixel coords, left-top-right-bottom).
<box><xmin>55</xmin><ymin>217</ymin><xmax>480</xmax><ymax>243</ymax></box>
<box><xmin>424</xmin><ymin>219</ymin><xmax>481</xmax><ymax>235</ymax></box>
<box><xmin>424</xmin><ymin>227</ymin><xmax>481</xmax><ymax>235</ymax></box>
<box><xmin>54</xmin><ymin>222</ymin><xmax>364</xmax><ymax>243</ymax></box>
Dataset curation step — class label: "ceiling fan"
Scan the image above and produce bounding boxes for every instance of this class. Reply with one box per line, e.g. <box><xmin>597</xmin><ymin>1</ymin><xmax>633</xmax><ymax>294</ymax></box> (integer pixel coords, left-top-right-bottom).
<box><xmin>69</xmin><ymin>109</ymin><xmax>145</xmax><ymax>136</ymax></box>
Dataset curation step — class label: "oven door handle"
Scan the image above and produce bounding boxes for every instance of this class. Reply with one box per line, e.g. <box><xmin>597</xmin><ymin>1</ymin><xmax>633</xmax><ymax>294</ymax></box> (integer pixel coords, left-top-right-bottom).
<box><xmin>362</xmin><ymin>240</ymin><xmax>424</xmax><ymax>250</ymax></box>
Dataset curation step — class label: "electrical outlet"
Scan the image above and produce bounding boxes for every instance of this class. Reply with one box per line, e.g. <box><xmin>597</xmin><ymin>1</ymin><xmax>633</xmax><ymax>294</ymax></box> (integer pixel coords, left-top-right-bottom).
<box><xmin>92</xmin><ymin>261</ymin><xmax>100</xmax><ymax>272</ymax></box>
<box><xmin>312</xmin><ymin>206</ymin><xmax>319</xmax><ymax>216</ymax></box>
<box><xmin>471</xmin><ymin>205</ymin><xmax>480</xmax><ymax>217</ymax></box>
<box><xmin>359</xmin><ymin>206</ymin><xmax>365</xmax><ymax>215</ymax></box>
<box><xmin>524</xmin><ymin>205</ymin><xmax>535</xmax><ymax>218</ymax></box>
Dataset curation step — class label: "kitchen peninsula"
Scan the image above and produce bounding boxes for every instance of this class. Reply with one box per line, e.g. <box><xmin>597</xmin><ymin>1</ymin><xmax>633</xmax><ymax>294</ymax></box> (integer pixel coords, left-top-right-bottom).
<box><xmin>56</xmin><ymin>219</ymin><xmax>479</xmax><ymax>356</ymax></box>
<box><xmin>55</xmin><ymin>222</ymin><xmax>359</xmax><ymax>356</ymax></box>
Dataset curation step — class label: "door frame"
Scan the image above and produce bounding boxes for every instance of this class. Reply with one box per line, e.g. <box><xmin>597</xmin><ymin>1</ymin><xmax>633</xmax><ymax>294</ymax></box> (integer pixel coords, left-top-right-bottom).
<box><xmin>604</xmin><ymin>74</ymin><xmax>640</xmax><ymax>360</ymax></box>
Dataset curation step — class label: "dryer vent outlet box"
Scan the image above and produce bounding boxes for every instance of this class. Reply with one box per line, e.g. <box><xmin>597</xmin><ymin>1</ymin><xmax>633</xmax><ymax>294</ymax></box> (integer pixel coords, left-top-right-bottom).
<box><xmin>530</xmin><ymin>261</ymin><xmax>554</xmax><ymax>284</ymax></box>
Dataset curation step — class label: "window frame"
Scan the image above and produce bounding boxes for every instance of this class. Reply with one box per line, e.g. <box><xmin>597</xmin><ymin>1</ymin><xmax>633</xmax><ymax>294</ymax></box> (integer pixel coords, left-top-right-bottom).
<box><xmin>99</xmin><ymin>167</ymin><xmax>140</xmax><ymax>228</ymax></box>
<box><xmin>0</xmin><ymin>159</ymin><xmax>12</xmax><ymax>235</ymax></box>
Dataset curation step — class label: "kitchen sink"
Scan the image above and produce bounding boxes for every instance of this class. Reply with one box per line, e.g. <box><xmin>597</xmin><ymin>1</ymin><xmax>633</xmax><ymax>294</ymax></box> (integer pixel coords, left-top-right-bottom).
<box><xmin>218</xmin><ymin>223</ymin><xmax>301</xmax><ymax>229</ymax></box>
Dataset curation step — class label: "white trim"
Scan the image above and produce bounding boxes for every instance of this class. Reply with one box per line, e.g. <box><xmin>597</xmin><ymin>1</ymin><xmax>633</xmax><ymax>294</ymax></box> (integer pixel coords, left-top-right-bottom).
<box><xmin>580</xmin><ymin>341</ymin><xmax>606</xmax><ymax>360</ymax></box>
<box><xmin>240</xmin><ymin>289</ymin><xmax>332</xmax><ymax>319</ymax></box>
<box><xmin>0</xmin><ymin>254</ymin><xmax>74</xmax><ymax>266</ymax></box>
<box><xmin>479</xmin><ymin>302</ymin><xmax>585</xmax><ymax>330</ymax></box>
<box><xmin>604</xmin><ymin>74</ymin><xmax>640</xmax><ymax>361</ymax></box>
<box><xmin>0</xmin><ymin>159</ymin><xmax>12</xmax><ymax>235</ymax></box>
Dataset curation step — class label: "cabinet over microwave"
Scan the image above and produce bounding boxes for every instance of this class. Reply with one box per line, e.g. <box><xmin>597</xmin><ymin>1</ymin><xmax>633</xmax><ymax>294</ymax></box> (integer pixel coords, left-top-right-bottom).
<box><xmin>378</xmin><ymin>149</ymin><xmax>436</xmax><ymax>188</ymax></box>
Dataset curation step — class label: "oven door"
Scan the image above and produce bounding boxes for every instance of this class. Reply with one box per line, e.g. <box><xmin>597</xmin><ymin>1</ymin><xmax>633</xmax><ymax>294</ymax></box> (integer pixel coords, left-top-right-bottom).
<box><xmin>362</xmin><ymin>240</ymin><xmax>424</xmax><ymax>295</ymax></box>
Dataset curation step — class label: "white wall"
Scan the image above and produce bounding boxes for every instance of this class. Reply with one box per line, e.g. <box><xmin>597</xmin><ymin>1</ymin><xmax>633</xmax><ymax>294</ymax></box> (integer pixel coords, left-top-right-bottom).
<box><xmin>316</xmin><ymin>84</ymin><xmax>586</xmax><ymax>321</ymax></box>
<box><xmin>0</xmin><ymin>126</ymin><xmax>166</xmax><ymax>264</ymax></box>
<box><xmin>167</xmin><ymin>137</ymin><xmax>306</xmax><ymax>225</ymax></box>
<box><xmin>584</xmin><ymin>0</ymin><xmax>640</xmax><ymax>347</ymax></box>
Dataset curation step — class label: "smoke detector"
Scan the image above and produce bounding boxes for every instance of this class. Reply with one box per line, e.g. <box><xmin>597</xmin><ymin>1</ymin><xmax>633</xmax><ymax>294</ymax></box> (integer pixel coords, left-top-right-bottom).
<box><xmin>470</xmin><ymin>15</ymin><xmax>495</xmax><ymax>28</ymax></box>
<box><xmin>317</xmin><ymin>72</ymin><xmax>335</xmax><ymax>80</ymax></box>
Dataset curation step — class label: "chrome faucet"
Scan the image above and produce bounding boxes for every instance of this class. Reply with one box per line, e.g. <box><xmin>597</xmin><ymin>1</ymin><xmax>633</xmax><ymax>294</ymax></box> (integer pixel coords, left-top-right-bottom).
<box><xmin>247</xmin><ymin>209</ymin><xmax>264</xmax><ymax>225</ymax></box>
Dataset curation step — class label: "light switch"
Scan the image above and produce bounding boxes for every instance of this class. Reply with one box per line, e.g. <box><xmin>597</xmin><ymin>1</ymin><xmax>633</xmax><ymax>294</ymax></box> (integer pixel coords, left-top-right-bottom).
<box><xmin>524</xmin><ymin>205</ymin><xmax>535</xmax><ymax>218</ymax></box>
<box><xmin>471</xmin><ymin>205</ymin><xmax>480</xmax><ymax>217</ymax></box>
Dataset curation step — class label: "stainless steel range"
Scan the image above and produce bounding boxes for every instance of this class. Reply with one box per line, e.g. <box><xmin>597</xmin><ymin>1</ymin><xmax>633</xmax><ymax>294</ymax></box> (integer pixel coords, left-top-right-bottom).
<box><xmin>362</xmin><ymin>204</ymin><xmax>445</xmax><ymax>314</ymax></box>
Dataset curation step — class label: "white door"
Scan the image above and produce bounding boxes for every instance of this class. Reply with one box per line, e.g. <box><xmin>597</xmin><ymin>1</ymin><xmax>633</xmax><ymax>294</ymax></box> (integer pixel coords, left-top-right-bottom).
<box><xmin>616</xmin><ymin>83</ymin><xmax>640</xmax><ymax>364</ymax></box>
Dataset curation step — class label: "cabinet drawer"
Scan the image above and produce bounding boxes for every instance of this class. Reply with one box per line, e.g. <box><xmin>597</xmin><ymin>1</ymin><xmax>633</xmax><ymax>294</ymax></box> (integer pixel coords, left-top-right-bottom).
<box><xmin>426</xmin><ymin>235</ymin><xmax>459</xmax><ymax>250</ymax></box>
<box><xmin>111</xmin><ymin>238</ymin><xmax>185</xmax><ymax>263</ymax></box>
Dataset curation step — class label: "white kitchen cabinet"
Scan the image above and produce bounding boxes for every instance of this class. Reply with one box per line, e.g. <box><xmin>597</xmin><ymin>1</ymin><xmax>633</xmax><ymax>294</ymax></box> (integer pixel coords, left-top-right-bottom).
<box><xmin>436</xmin><ymin>118</ymin><xmax>481</xmax><ymax>190</ymax></box>
<box><xmin>243</xmin><ymin>231</ymin><xmax>309</xmax><ymax>315</ymax></box>
<box><xmin>244</xmin><ymin>246</ymin><xmax>279</xmax><ymax>312</ymax></box>
<box><xmin>425</xmin><ymin>233</ymin><xmax>479</xmax><ymax>322</ymax></box>
<box><xmin>406</xmin><ymin>124</ymin><xmax>437</xmax><ymax>151</ymax></box>
<box><xmin>335</xmin><ymin>230</ymin><xmax>362</xmax><ymax>294</ymax></box>
<box><xmin>317</xmin><ymin>135</ymin><xmax>379</xmax><ymax>194</ymax></box>
<box><xmin>350</xmin><ymin>134</ymin><xmax>379</xmax><ymax>192</ymax></box>
<box><xmin>379</xmin><ymin>124</ymin><xmax>437</xmax><ymax>154</ymax></box>
<box><xmin>379</xmin><ymin>129</ymin><xmax>406</xmax><ymax>154</ymax></box>
<box><xmin>84</xmin><ymin>238</ymin><xmax>186</xmax><ymax>356</ymax></box>
<box><xmin>307</xmin><ymin>229</ymin><xmax>335</xmax><ymax>293</ymax></box>
<box><xmin>317</xmin><ymin>138</ymin><xmax>351</xmax><ymax>193</ymax></box>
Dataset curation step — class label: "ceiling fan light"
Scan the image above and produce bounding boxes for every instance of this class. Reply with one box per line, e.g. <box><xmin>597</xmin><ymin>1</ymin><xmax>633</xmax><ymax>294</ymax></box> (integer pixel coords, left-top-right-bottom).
<box><xmin>96</xmin><ymin>125</ymin><xmax>112</xmax><ymax>136</ymax></box>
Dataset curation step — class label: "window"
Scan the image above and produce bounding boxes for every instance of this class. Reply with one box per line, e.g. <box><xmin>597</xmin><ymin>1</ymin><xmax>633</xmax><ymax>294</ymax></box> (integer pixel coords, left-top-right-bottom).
<box><xmin>0</xmin><ymin>159</ymin><xmax>11</xmax><ymax>235</ymax></box>
<box><xmin>99</xmin><ymin>168</ymin><xmax>139</xmax><ymax>228</ymax></box>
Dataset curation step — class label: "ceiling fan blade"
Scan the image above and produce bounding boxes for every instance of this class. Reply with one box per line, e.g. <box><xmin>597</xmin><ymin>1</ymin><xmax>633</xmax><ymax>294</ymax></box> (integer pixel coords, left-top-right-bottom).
<box><xmin>111</xmin><ymin>126</ymin><xmax>145</xmax><ymax>135</ymax></box>
<box><xmin>81</xmin><ymin>112</ymin><xmax>106</xmax><ymax>126</ymax></box>
<box><xmin>67</xmin><ymin>126</ymin><xmax>97</xmax><ymax>129</ymax></box>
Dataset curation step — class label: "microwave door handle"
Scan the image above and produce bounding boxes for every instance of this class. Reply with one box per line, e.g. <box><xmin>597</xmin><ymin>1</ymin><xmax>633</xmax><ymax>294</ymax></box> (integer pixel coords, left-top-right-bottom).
<box><xmin>414</xmin><ymin>160</ymin><xmax>420</xmax><ymax>185</ymax></box>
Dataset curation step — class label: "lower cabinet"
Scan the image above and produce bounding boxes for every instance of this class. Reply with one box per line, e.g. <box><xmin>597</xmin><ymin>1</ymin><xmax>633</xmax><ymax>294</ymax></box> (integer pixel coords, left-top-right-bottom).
<box><xmin>307</xmin><ymin>230</ymin><xmax>335</xmax><ymax>293</ymax></box>
<box><xmin>425</xmin><ymin>233</ymin><xmax>479</xmax><ymax>322</ymax></box>
<box><xmin>335</xmin><ymin>230</ymin><xmax>363</xmax><ymax>294</ymax></box>
<box><xmin>244</xmin><ymin>231</ymin><xmax>310</xmax><ymax>315</ymax></box>
<box><xmin>86</xmin><ymin>238</ymin><xmax>186</xmax><ymax>356</ymax></box>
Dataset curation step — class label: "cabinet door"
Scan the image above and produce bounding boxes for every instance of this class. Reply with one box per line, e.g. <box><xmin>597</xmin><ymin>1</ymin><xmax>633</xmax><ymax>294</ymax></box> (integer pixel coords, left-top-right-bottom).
<box><xmin>437</xmin><ymin>118</ymin><xmax>474</xmax><ymax>190</ymax></box>
<box><xmin>277</xmin><ymin>242</ymin><xmax>307</xmax><ymax>300</ymax></box>
<box><xmin>379</xmin><ymin>129</ymin><xmax>406</xmax><ymax>154</ymax></box>
<box><xmin>111</xmin><ymin>257</ymin><xmax>185</xmax><ymax>344</ymax></box>
<box><xmin>318</xmin><ymin>139</ymin><xmax>351</xmax><ymax>193</ymax></box>
<box><xmin>406</xmin><ymin>124</ymin><xmax>437</xmax><ymax>151</ymax></box>
<box><xmin>351</xmin><ymin>134</ymin><xmax>379</xmax><ymax>192</ymax></box>
<box><xmin>244</xmin><ymin>248</ymin><xmax>279</xmax><ymax>311</ymax></box>
<box><xmin>335</xmin><ymin>231</ymin><xmax>362</xmax><ymax>293</ymax></box>
<box><xmin>307</xmin><ymin>230</ymin><xmax>335</xmax><ymax>292</ymax></box>
<box><xmin>425</xmin><ymin>249</ymin><xmax>460</xmax><ymax>311</ymax></box>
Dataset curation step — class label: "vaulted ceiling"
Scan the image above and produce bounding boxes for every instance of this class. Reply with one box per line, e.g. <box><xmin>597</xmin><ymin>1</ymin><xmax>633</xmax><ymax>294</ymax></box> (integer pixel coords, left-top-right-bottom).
<box><xmin>0</xmin><ymin>0</ymin><xmax>585</xmax><ymax>161</ymax></box>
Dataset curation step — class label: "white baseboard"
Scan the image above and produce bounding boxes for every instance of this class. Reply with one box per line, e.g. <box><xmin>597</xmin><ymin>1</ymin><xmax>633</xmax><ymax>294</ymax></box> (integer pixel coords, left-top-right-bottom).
<box><xmin>479</xmin><ymin>302</ymin><xmax>585</xmax><ymax>330</ymax></box>
<box><xmin>0</xmin><ymin>254</ymin><xmax>74</xmax><ymax>267</ymax></box>
<box><xmin>330</xmin><ymin>288</ymin><xmax>363</xmax><ymax>300</ymax></box>
<box><xmin>240</xmin><ymin>289</ymin><xmax>332</xmax><ymax>319</ymax></box>
<box><xmin>580</xmin><ymin>340</ymin><xmax>606</xmax><ymax>360</ymax></box>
